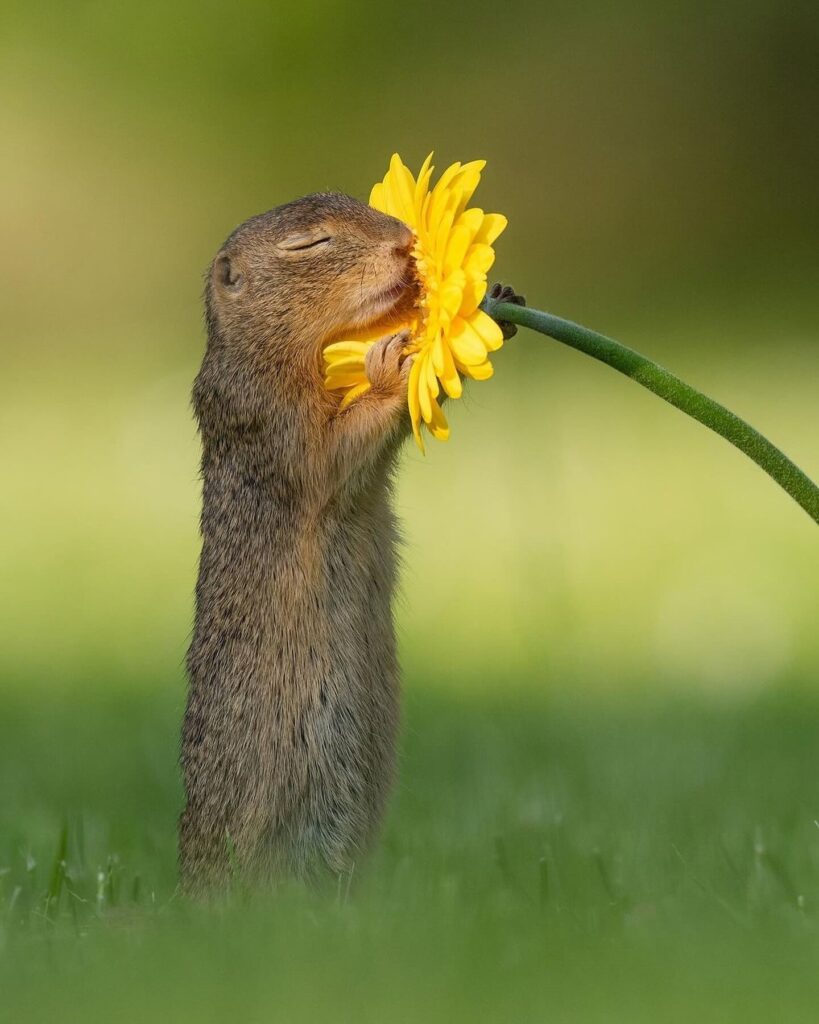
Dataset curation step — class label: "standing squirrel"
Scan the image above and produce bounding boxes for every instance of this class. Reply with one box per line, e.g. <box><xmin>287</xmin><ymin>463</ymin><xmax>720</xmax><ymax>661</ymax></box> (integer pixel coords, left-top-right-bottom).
<box><xmin>180</xmin><ymin>193</ymin><xmax>417</xmax><ymax>890</ymax></box>
<box><xmin>180</xmin><ymin>191</ymin><xmax>521</xmax><ymax>891</ymax></box>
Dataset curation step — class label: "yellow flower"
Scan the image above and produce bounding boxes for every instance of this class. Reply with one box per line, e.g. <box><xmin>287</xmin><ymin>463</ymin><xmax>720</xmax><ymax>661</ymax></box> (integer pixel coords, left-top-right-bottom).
<box><xmin>323</xmin><ymin>153</ymin><xmax>507</xmax><ymax>451</ymax></box>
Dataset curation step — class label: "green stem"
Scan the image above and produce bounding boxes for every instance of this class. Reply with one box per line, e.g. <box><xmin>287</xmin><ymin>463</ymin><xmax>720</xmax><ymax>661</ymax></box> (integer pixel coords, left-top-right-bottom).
<box><xmin>482</xmin><ymin>298</ymin><xmax>819</xmax><ymax>525</ymax></box>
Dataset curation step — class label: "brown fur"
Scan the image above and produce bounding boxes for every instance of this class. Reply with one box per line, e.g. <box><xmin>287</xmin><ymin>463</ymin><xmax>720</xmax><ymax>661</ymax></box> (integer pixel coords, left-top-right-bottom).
<box><xmin>179</xmin><ymin>193</ymin><xmax>418</xmax><ymax>892</ymax></box>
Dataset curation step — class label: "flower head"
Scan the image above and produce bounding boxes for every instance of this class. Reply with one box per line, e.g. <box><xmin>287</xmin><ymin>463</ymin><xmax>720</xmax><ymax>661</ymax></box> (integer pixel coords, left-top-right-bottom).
<box><xmin>323</xmin><ymin>153</ymin><xmax>507</xmax><ymax>450</ymax></box>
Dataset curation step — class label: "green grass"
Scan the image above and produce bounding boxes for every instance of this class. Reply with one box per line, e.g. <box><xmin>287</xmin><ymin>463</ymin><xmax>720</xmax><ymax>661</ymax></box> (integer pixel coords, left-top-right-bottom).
<box><xmin>2</xmin><ymin>678</ymin><xmax>819</xmax><ymax>1022</ymax></box>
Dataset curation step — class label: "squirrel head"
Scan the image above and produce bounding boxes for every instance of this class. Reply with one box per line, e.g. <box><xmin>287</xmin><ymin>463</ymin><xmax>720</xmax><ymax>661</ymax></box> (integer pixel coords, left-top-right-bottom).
<box><xmin>206</xmin><ymin>193</ymin><xmax>417</xmax><ymax>364</ymax></box>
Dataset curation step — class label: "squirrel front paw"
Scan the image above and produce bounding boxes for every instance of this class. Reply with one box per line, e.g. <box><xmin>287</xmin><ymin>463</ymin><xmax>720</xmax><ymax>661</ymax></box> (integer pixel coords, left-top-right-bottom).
<box><xmin>364</xmin><ymin>330</ymin><xmax>412</xmax><ymax>395</ymax></box>
<box><xmin>488</xmin><ymin>282</ymin><xmax>526</xmax><ymax>340</ymax></box>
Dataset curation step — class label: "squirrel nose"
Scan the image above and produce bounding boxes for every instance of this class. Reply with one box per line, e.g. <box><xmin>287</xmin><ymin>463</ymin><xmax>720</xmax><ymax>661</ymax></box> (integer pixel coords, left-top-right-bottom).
<box><xmin>391</xmin><ymin>224</ymin><xmax>415</xmax><ymax>258</ymax></box>
<box><xmin>392</xmin><ymin>230</ymin><xmax>414</xmax><ymax>259</ymax></box>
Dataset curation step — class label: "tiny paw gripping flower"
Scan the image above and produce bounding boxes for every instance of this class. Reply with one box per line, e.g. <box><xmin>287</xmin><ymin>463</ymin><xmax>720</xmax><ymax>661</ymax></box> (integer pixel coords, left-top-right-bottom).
<box><xmin>323</xmin><ymin>153</ymin><xmax>508</xmax><ymax>451</ymax></box>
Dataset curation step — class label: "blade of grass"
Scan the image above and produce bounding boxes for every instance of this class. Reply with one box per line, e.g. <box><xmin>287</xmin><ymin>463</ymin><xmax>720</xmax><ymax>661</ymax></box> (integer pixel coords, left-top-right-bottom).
<box><xmin>45</xmin><ymin>821</ymin><xmax>69</xmax><ymax>923</ymax></box>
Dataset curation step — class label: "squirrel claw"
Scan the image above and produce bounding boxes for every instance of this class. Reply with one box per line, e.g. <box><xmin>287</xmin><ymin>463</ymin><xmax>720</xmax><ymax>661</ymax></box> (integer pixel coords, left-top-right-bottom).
<box><xmin>399</xmin><ymin>352</ymin><xmax>415</xmax><ymax>386</ymax></box>
<box><xmin>364</xmin><ymin>330</ymin><xmax>411</xmax><ymax>393</ymax></box>
<box><xmin>488</xmin><ymin>282</ymin><xmax>526</xmax><ymax>340</ymax></box>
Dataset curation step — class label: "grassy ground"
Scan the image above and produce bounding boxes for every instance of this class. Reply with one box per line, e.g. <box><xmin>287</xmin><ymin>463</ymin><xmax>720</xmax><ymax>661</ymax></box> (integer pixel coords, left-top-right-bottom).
<box><xmin>2</xmin><ymin>678</ymin><xmax>818</xmax><ymax>1023</ymax></box>
<box><xmin>4</xmin><ymin>5</ymin><xmax>818</xmax><ymax>1019</ymax></box>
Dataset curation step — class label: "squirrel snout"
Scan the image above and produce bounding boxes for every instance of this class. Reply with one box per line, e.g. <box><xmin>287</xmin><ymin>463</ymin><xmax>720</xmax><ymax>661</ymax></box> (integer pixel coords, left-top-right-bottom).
<box><xmin>391</xmin><ymin>226</ymin><xmax>414</xmax><ymax>259</ymax></box>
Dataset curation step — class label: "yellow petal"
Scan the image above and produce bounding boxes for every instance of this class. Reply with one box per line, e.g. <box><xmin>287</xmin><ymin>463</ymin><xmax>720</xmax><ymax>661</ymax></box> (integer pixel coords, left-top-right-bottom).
<box><xmin>325</xmin><ymin>371</ymin><xmax>368</xmax><ymax>389</ymax></box>
<box><xmin>412</xmin><ymin>419</ymin><xmax>425</xmax><ymax>453</ymax></box>
<box><xmin>407</xmin><ymin>357</ymin><xmax>426</xmax><ymax>454</ymax></box>
<box><xmin>434</xmin><ymin>161</ymin><xmax>464</xmax><ymax>192</ymax></box>
<box><xmin>388</xmin><ymin>153</ymin><xmax>416</xmax><ymax>224</ymax></box>
<box><xmin>459</xmin><ymin>278</ymin><xmax>487</xmax><ymax>317</ymax></box>
<box><xmin>439</xmin><ymin>342</ymin><xmax>463</xmax><ymax>399</ymax></box>
<box><xmin>461</xmin><ymin>359</ymin><xmax>494</xmax><ymax>381</ymax></box>
<box><xmin>381</xmin><ymin>176</ymin><xmax>400</xmax><ymax>220</ymax></box>
<box><xmin>427</xmin><ymin>397</ymin><xmax>450</xmax><ymax>441</ymax></box>
<box><xmin>431</xmin><ymin>333</ymin><xmax>445</xmax><ymax>375</ymax></box>
<box><xmin>418</xmin><ymin>364</ymin><xmax>433</xmax><ymax>424</ymax></box>
<box><xmin>426</xmin><ymin>162</ymin><xmax>462</xmax><ymax>232</ymax></box>
<box><xmin>433</xmin><ymin>208</ymin><xmax>455</xmax><ymax>268</ymax></box>
<box><xmin>474</xmin><ymin>213</ymin><xmax>507</xmax><ymax>246</ymax></box>
<box><xmin>323</xmin><ymin>355</ymin><xmax>367</xmax><ymax>374</ymax></box>
<box><xmin>450</xmin><ymin>160</ymin><xmax>485</xmax><ymax>217</ymax></box>
<box><xmin>369</xmin><ymin>181</ymin><xmax>385</xmax><ymax>212</ymax></box>
<box><xmin>419</xmin><ymin>190</ymin><xmax>433</xmax><ymax>236</ymax></box>
<box><xmin>443</xmin><ymin>224</ymin><xmax>472</xmax><ymax>278</ymax></box>
<box><xmin>464</xmin><ymin>243</ymin><xmax>495</xmax><ymax>277</ymax></box>
<box><xmin>426</xmin><ymin>351</ymin><xmax>440</xmax><ymax>399</ymax></box>
<box><xmin>448</xmin><ymin>317</ymin><xmax>488</xmax><ymax>366</ymax></box>
<box><xmin>470</xmin><ymin>310</ymin><xmax>504</xmax><ymax>352</ymax></box>
<box><xmin>439</xmin><ymin>281</ymin><xmax>464</xmax><ymax>320</ymax></box>
<box><xmin>323</xmin><ymin>340</ymin><xmax>370</xmax><ymax>360</ymax></box>
<box><xmin>414</xmin><ymin>152</ymin><xmax>434</xmax><ymax>208</ymax></box>
<box><xmin>407</xmin><ymin>356</ymin><xmax>423</xmax><ymax>431</ymax></box>
<box><xmin>455</xmin><ymin>207</ymin><xmax>485</xmax><ymax>245</ymax></box>
<box><xmin>339</xmin><ymin>382</ymin><xmax>371</xmax><ymax>408</ymax></box>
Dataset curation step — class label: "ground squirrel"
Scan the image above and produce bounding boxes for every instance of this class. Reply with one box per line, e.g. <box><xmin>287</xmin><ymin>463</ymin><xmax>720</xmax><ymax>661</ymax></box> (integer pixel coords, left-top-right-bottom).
<box><xmin>180</xmin><ymin>193</ymin><xmax>420</xmax><ymax>891</ymax></box>
<box><xmin>179</xmin><ymin>192</ymin><xmax>522</xmax><ymax>892</ymax></box>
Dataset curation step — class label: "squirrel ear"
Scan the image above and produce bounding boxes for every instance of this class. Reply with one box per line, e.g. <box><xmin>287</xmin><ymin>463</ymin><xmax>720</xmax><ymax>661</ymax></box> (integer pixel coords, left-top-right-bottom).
<box><xmin>214</xmin><ymin>254</ymin><xmax>245</xmax><ymax>292</ymax></box>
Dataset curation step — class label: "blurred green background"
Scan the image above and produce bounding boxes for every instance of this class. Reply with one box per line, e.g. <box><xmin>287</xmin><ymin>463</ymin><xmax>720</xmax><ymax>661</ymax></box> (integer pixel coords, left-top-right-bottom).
<box><xmin>1</xmin><ymin>1</ymin><xmax>818</xmax><ymax>1020</ymax></box>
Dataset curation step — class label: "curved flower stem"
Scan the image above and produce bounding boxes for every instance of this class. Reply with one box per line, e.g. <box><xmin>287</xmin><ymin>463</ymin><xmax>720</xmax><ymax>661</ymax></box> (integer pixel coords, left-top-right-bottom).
<box><xmin>482</xmin><ymin>297</ymin><xmax>819</xmax><ymax>524</ymax></box>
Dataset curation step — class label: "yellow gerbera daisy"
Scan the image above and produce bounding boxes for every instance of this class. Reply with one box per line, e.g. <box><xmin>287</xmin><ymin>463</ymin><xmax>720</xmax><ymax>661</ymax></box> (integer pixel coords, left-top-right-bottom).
<box><xmin>323</xmin><ymin>153</ymin><xmax>508</xmax><ymax>451</ymax></box>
